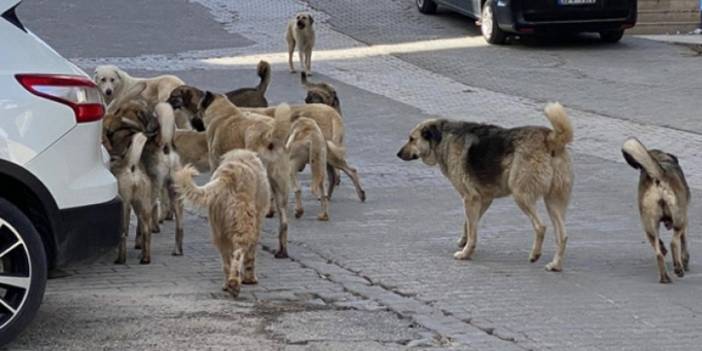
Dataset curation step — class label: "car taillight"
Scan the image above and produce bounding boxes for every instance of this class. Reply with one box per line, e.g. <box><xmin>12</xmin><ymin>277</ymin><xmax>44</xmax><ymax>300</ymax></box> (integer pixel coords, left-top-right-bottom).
<box><xmin>15</xmin><ymin>74</ymin><xmax>105</xmax><ymax>123</ymax></box>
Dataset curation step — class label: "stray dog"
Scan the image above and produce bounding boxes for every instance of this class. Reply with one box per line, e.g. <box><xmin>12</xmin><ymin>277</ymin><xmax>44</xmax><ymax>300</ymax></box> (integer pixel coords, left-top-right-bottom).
<box><xmin>166</xmin><ymin>60</ymin><xmax>272</xmax><ymax>123</ymax></box>
<box><xmin>94</xmin><ymin>65</ymin><xmax>184</xmax><ymax>106</ymax></box>
<box><xmin>173</xmin><ymin>90</ymin><xmax>293</xmax><ymax>258</ymax></box>
<box><xmin>175</xmin><ymin>150</ymin><xmax>270</xmax><ymax>297</ymax></box>
<box><xmin>103</xmin><ymin>84</ymin><xmax>185</xmax><ymax>263</ymax></box>
<box><xmin>301</xmin><ymin>72</ymin><xmax>341</xmax><ymax>115</ymax></box>
<box><xmin>622</xmin><ymin>138</ymin><xmax>690</xmax><ymax>283</ymax></box>
<box><xmin>244</xmin><ymin>104</ymin><xmax>365</xmax><ymax>202</ymax></box>
<box><xmin>174</xmin><ymin>129</ymin><xmax>210</xmax><ymax>172</ymax></box>
<box><xmin>287</xmin><ymin>13</ymin><xmax>315</xmax><ymax>75</ymax></box>
<box><xmin>397</xmin><ymin>103</ymin><xmax>574</xmax><ymax>272</ymax></box>
<box><xmin>287</xmin><ymin>115</ymin><xmax>329</xmax><ymax>221</ymax></box>
<box><xmin>109</xmin><ymin>132</ymin><xmax>153</xmax><ymax>264</ymax></box>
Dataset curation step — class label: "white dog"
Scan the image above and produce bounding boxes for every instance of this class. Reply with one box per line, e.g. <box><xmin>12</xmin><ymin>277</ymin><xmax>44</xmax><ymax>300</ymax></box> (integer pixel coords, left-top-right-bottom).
<box><xmin>94</xmin><ymin>65</ymin><xmax>185</xmax><ymax>107</ymax></box>
<box><xmin>286</xmin><ymin>13</ymin><xmax>315</xmax><ymax>75</ymax></box>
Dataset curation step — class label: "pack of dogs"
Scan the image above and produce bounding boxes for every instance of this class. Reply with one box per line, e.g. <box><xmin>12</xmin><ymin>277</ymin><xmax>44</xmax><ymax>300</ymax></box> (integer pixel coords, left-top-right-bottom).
<box><xmin>94</xmin><ymin>13</ymin><xmax>691</xmax><ymax>297</ymax></box>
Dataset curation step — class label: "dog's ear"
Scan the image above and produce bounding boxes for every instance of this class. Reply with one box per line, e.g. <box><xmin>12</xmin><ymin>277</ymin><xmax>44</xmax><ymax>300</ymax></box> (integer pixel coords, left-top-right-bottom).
<box><xmin>308</xmin><ymin>14</ymin><xmax>314</xmax><ymax>24</ymax></box>
<box><xmin>190</xmin><ymin>116</ymin><xmax>206</xmax><ymax>132</ymax></box>
<box><xmin>421</xmin><ymin>122</ymin><xmax>443</xmax><ymax>145</ymax></box>
<box><xmin>668</xmin><ymin>153</ymin><xmax>679</xmax><ymax>164</ymax></box>
<box><xmin>200</xmin><ymin>91</ymin><xmax>215</xmax><ymax>110</ymax></box>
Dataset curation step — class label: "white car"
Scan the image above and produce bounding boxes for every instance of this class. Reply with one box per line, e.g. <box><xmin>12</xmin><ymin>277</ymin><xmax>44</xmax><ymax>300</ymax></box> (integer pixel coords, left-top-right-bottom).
<box><xmin>0</xmin><ymin>0</ymin><xmax>121</xmax><ymax>345</ymax></box>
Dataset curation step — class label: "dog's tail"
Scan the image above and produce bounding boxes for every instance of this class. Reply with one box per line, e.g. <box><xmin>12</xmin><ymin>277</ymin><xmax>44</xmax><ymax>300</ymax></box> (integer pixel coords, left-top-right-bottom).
<box><xmin>544</xmin><ymin>102</ymin><xmax>574</xmax><ymax>152</ymax></box>
<box><xmin>622</xmin><ymin>138</ymin><xmax>664</xmax><ymax>180</ymax></box>
<box><xmin>174</xmin><ymin>164</ymin><xmax>213</xmax><ymax>208</ymax></box>
<box><xmin>256</xmin><ymin>61</ymin><xmax>271</xmax><ymax>94</ymax></box>
<box><xmin>272</xmin><ymin>103</ymin><xmax>293</xmax><ymax>146</ymax></box>
<box><xmin>126</xmin><ymin>132</ymin><xmax>148</xmax><ymax>169</ymax></box>
<box><xmin>155</xmin><ymin>102</ymin><xmax>176</xmax><ymax>154</ymax></box>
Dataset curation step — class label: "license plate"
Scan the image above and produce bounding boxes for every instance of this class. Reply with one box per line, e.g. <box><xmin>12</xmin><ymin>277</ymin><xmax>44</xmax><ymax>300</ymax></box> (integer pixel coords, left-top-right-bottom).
<box><xmin>558</xmin><ymin>0</ymin><xmax>596</xmax><ymax>5</ymax></box>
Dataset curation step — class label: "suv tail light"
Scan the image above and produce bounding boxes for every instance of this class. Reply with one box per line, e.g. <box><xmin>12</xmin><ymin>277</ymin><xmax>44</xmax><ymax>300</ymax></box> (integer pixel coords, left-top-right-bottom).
<box><xmin>15</xmin><ymin>74</ymin><xmax>105</xmax><ymax>123</ymax></box>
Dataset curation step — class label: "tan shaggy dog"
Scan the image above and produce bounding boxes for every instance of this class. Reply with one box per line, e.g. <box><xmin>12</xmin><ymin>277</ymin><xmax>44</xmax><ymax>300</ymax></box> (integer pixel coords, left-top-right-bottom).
<box><xmin>397</xmin><ymin>103</ymin><xmax>574</xmax><ymax>272</ymax></box>
<box><xmin>287</xmin><ymin>13</ymin><xmax>315</xmax><ymax>75</ymax></box>
<box><xmin>175</xmin><ymin>150</ymin><xmax>270</xmax><ymax>297</ymax></box>
<box><xmin>182</xmin><ymin>92</ymin><xmax>293</xmax><ymax>258</ymax></box>
<box><xmin>622</xmin><ymin>138</ymin><xmax>691</xmax><ymax>283</ymax></box>
<box><xmin>245</xmin><ymin>104</ymin><xmax>366</xmax><ymax>202</ymax></box>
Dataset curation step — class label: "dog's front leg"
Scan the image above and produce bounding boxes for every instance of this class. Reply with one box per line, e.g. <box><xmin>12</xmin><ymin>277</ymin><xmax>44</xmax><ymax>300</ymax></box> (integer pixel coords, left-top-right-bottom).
<box><xmin>454</xmin><ymin>196</ymin><xmax>490</xmax><ymax>260</ymax></box>
<box><xmin>457</xmin><ymin>221</ymin><xmax>467</xmax><ymax>248</ymax></box>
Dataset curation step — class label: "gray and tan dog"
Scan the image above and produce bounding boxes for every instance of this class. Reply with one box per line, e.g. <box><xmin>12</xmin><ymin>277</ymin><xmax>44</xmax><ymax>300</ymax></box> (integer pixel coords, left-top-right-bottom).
<box><xmin>176</xmin><ymin>150</ymin><xmax>270</xmax><ymax>297</ymax></box>
<box><xmin>301</xmin><ymin>72</ymin><xmax>341</xmax><ymax>115</ymax></box>
<box><xmin>287</xmin><ymin>13</ymin><xmax>315</xmax><ymax>75</ymax></box>
<box><xmin>397</xmin><ymin>103</ymin><xmax>574</xmax><ymax>272</ymax></box>
<box><xmin>622</xmin><ymin>138</ymin><xmax>690</xmax><ymax>284</ymax></box>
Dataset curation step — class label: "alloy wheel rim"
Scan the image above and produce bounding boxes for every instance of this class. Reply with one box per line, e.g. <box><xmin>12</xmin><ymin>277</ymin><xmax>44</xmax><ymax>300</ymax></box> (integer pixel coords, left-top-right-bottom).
<box><xmin>0</xmin><ymin>218</ymin><xmax>32</xmax><ymax>330</ymax></box>
<box><xmin>482</xmin><ymin>5</ymin><xmax>493</xmax><ymax>39</ymax></box>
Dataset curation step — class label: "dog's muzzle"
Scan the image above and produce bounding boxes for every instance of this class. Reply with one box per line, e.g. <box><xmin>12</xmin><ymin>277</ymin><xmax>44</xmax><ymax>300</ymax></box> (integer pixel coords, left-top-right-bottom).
<box><xmin>297</xmin><ymin>21</ymin><xmax>305</xmax><ymax>29</ymax></box>
<box><xmin>105</xmin><ymin>88</ymin><xmax>112</xmax><ymax>96</ymax></box>
<box><xmin>168</xmin><ymin>97</ymin><xmax>183</xmax><ymax>109</ymax></box>
<box><xmin>396</xmin><ymin>147</ymin><xmax>419</xmax><ymax>161</ymax></box>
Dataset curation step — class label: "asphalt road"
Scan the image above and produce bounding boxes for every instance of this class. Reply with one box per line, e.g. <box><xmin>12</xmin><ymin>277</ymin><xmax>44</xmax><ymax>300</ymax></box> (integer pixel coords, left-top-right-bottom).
<box><xmin>7</xmin><ymin>0</ymin><xmax>702</xmax><ymax>350</ymax></box>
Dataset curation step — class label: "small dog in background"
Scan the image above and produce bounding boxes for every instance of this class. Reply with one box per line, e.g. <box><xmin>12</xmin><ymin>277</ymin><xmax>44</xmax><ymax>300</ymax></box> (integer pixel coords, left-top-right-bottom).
<box><xmin>622</xmin><ymin>138</ymin><xmax>691</xmax><ymax>284</ymax></box>
<box><xmin>175</xmin><ymin>150</ymin><xmax>270</xmax><ymax>297</ymax></box>
<box><xmin>301</xmin><ymin>72</ymin><xmax>341</xmax><ymax>115</ymax></box>
<box><xmin>287</xmin><ymin>13</ymin><xmax>315</xmax><ymax>75</ymax></box>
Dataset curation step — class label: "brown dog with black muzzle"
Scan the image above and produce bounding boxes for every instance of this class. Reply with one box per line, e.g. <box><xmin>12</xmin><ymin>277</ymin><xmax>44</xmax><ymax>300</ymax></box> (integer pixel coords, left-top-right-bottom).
<box><xmin>397</xmin><ymin>103</ymin><xmax>573</xmax><ymax>272</ymax></box>
<box><xmin>301</xmin><ymin>72</ymin><xmax>341</xmax><ymax>115</ymax></box>
<box><xmin>622</xmin><ymin>138</ymin><xmax>691</xmax><ymax>284</ymax></box>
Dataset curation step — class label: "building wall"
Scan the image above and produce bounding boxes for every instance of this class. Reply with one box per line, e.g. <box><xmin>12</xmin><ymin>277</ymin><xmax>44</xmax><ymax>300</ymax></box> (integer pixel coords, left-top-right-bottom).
<box><xmin>631</xmin><ymin>0</ymin><xmax>700</xmax><ymax>34</ymax></box>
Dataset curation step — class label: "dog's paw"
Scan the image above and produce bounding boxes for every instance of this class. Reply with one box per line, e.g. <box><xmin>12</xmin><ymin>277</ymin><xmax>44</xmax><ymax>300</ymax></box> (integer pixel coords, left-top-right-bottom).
<box><xmin>226</xmin><ymin>280</ymin><xmax>241</xmax><ymax>297</ymax></box>
<box><xmin>139</xmin><ymin>257</ymin><xmax>151</xmax><ymax>265</ymax></box>
<box><xmin>529</xmin><ymin>252</ymin><xmax>541</xmax><ymax>263</ymax></box>
<box><xmin>274</xmin><ymin>249</ymin><xmax>289</xmax><ymax>259</ymax></box>
<box><xmin>295</xmin><ymin>208</ymin><xmax>304</xmax><ymax>219</ymax></box>
<box><xmin>453</xmin><ymin>251</ymin><xmax>471</xmax><ymax>260</ymax></box>
<box><xmin>266</xmin><ymin>209</ymin><xmax>275</xmax><ymax>218</ymax></box>
<box><xmin>359</xmin><ymin>190</ymin><xmax>366</xmax><ymax>202</ymax></box>
<box><xmin>242</xmin><ymin>276</ymin><xmax>258</xmax><ymax>285</ymax></box>
<box><xmin>114</xmin><ymin>257</ymin><xmax>126</xmax><ymax>265</ymax></box>
<box><xmin>171</xmin><ymin>249</ymin><xmax>183</xmax><ymax>257</ymax></box>
<box><xmin>659</xmin><ymin>273</ymin><xmax>672</xmax><ymax>284</ymax></box>
<box><xmin>545</xmin><ymin>262</ymin><xmax>562</xmax><ymax>272</ymax></box>
<box><xmin>152</xmin><ymin>225</ymin><xmax>161</xmax><ymax>233</ymax></box>
<box><xmin>674</xmin><ymin>266</ymin><xmax>685</xmax><ymax>278</ymax></box>
<box><xmin>317</xmin><ymin>212</ymin><xmax>329</xmax><ymax>222</ymax></box>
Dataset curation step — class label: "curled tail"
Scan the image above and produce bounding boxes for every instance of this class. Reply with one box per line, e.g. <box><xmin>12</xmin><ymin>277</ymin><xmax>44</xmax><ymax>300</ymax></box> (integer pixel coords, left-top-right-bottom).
<box><xmin>622</xmin><ymin>138</ymin><xmax>664</xmax><ymax>180</ymax></box>
<box><xmin>174</xmin><ymin>165</ymin><xmax>212</xmax><ymax>208</ymax></box>
<box><xmin>127</xmin><ymin>133</ymin><xmax>148</xmax><ymax>169</ymax></box>
<box><xmin>155</xmin><ymin>102</ymin><xmax>176</xmax><ymax>154</ymax></box>
<box><xmin>544</xmin><ymin>102</ymin><xmax>573</xmax><ymax>152</ymax></box>
<box><xmin>256</xmin><ymin>61</ymin><xmax>271</xmax><ymax>94</ymax></box>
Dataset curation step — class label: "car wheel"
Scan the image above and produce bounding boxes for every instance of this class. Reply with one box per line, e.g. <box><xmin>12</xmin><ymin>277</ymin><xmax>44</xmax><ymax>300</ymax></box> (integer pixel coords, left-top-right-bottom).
<box><xmin>600</xmin><ymin>30</ymin><xmax>624</xmax><ymax>43</ymax></box>
<box><xmin>481</xmin><ymin>0</ymin><xmax>507</xmax><ymax>45</ymax></box>
<box><xmin>416</xmin><ymin>0</ymin><xmax>438</xmax><ymax>14</ymax></box>
<box><xmin>0</xmin><ymin>198</ymin><xmax>47</xmax><ymax>346</ymax></box>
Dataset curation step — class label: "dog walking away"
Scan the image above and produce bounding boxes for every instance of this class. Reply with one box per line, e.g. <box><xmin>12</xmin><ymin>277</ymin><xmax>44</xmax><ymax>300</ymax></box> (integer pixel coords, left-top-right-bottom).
<box><xmin>287</xmin><ymin>13</ymin><xmax>315</xmax><ymax>75</ymax></box>
<box><xmin>287</xmin><ymin>115</ymin><xmax>329</xmax><ymax>221</ymax></box>
<box><xmin>622</xmin><ymin>138</ymin><xmax>691</xmax><ymax>283</ymax></box>
<box><xmin>225</xmin><ymin>60</ymin><xmax>271</xmax><ymax>108</ymax></box>
<box><xmin>175</xmin><ymin>150</ymin><xmax>270</xmax><ymax>297</ymax></box>
<box><xmin>94</xmin><ymin>64</ymin><xmax>184</xmax><ymax>106</ymax></box>
<box><xmin>301</xmin><ymin>72</ymin><xmax>341</xmax><ymax>115</ymax></box>
<box><xmin>397</xmin><ymin>103</ymin><xmax>574</xmax><ymax>272</ymax></box>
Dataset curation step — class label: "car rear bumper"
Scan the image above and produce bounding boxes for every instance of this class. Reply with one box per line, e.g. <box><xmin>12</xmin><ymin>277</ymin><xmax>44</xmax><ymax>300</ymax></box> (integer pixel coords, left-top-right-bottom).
<box><xmin>55</xmin><ymin>196</ymin><xmax>122</xmax><ymax>266</ymax></box>
<box><xmin>496</xmin><ymin>0</ymin><xmax>637</xmax><ymax>34</ymax></box>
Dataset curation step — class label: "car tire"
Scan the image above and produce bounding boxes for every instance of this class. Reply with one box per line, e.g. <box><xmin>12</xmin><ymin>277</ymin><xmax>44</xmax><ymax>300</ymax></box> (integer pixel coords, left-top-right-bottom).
<box><xmin>416</xmin><ymin>0</ymin><xmax>438</xmax><ymax>14</ymax></box>
<box><xmin>600</xmin><ymin>30</ymin><xmax>624</xmax><ymax>43</ymax></box>
<box><xmin>0</xmin><ymin>198</ymin><xmax>47</xmax><ymax>347</ymax></box>
<box><xmin>481</xmin><ymin>0</ymin><xmax>507</xmax><ymax>45</ymax></box>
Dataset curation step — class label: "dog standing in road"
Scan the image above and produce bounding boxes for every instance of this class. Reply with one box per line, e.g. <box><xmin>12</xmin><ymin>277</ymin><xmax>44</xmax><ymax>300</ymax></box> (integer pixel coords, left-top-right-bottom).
<box><xmin>622</xmin><ymin>138</ymin><xmax>690</xmax><ymax>283</ymax></box>
<box><xmin>287</xmin><ymin>13</ymin><xmax>315</xmax><ymax>75</ymax></box>
<box><xmin>397</xmin><ymin>103</ymin><xmax>574</xmax><ymax>272</ymax></box>
<box><xmin>175</xmin><ymin>150</ymin><xmax>270</xmax><ymax>297</ymax></box>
